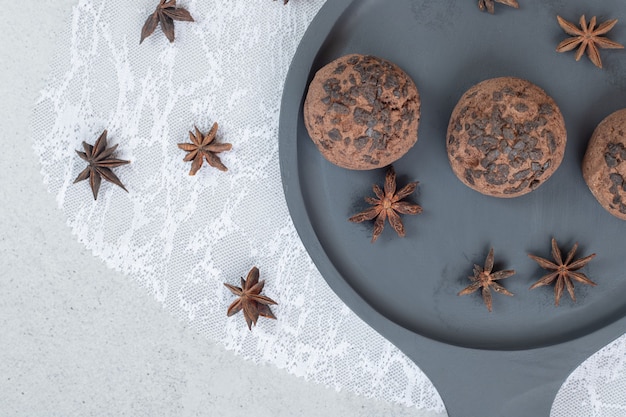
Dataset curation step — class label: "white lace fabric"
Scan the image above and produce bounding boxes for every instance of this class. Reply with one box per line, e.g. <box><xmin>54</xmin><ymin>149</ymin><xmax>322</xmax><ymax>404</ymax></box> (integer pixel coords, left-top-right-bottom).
<box><xmin>32</xmin><ymin>1</ymin><xmax>626</xmax><ymax>415</ymax></box>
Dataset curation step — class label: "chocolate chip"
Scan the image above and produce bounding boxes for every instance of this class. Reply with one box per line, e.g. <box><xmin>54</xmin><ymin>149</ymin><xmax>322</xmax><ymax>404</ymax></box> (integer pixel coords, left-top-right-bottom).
<box><xmin>510</xmin><ymin>158</ymin><xmax>522</xmax><ymax>169</ymax></box>
<box><xmin>513</xmin><ymin>169</ymin><xmax>531</xmax><ymax>181</ymax></box>
<box><xmin>530</xmin><ymin>179</ymin><xmax>541</xmax><ymax>190</ymax></box>
<box><xmin>353</xmin><ymin>107</ymin><xmax>371</xmax><ymax>125</ymax></box>
<box><xmin>546</xmin><ymin>131</ymin><xmax>557</xmax><ymax>154</ymax></box>
<box><xmin>465</xmin><ymin>169</ymin><xmax>475</xmax><ymax>185</ymax></box>
<box><xmin>354</xmin><ymin>136</ymin><xmax>369</xmax><ymax>150</ymax></box>
<box><xmin>605</xmin><ymin>153</ymin><xmax>618</xmax><ymax>168</ymax></box>
<box><xmin>347</xmin><ymin>56</ymin><xmax>359</xmax><ymax>65</ymax></box>
<box><xmin>502</xmin><ymin>127</ymin><xmax>515</xmax><ymax>141</ymax></box>
<box><xmin>328</xmin><ymin>128</ymin><xmax>342</xmax><ymax>142</ymax></box>
<box><xmin>515</xmin><ymin>103</ymin><xmax>529</xmax><ymax>113</ymax></box>
<box><xmin>485</xmin><ymin>164</ymin><xmax>509</xmax><ymax>185</ymax></box>
<box><xmin>610</xmin><ymin>173</ymin><xmax>624</xmax><ymax>185</ymax></box>
<box><xmin>362</xmin><ymin>154</ymin><xmax>379</xmax><ymax>165</ymax></box>
<box><xmin>385</xmin><ymin>74</ymin><xmax>399</xmax><ymax>89</ymax></box>
<box><xmin>468</xmin><ymin>124</ymin><xmax>484</xmax><ymax>137</ymax></box>
<box><xmin>529</xmin><ymin>149</ymin><xmax>544</xmax><ymax>161</ymax></box>
<box><xmin>539</xmin><ymin>103</ymin><xmax>554</xmax><ymax>115</ymax></box>
<box><xmin>334</xmin><ymin>64</ymin><xmax>347</xmax><ymax>74</ymax></box>
<box><xmin>499</xmin><ymin>140</ymin><xmax>512</xmax><ymax>154</ymax></box>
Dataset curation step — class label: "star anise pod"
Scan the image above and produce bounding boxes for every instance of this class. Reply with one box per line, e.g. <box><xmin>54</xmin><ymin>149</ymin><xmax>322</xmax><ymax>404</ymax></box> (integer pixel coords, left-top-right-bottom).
<box><xmin>478</xmin><ymin>0</ymin><xmax>519</xmax><ymax>14</ymax></box>
<box><xmin>556</xmin><ymin>15</ymin><xmax>624</xmax><ymax>69</ymax></box>
<box><xmin>140</xmin><ymin>0</ymin><xmax>194</xmax><ymax>44</ymax></box>
<box><xmin>349</xmin><ymin>166</ymin><xmax>422</xmax><ymax>243</ymax></box>
<box><xmin>73</xmin><ymin>130</ymin><xmax>130</xmax><ymax>200</ymax></box>
<box><xmin>177</xmin><ymin>123</ymin><xmax>232</xmax><ymax>175</ymax></box>
<box><xmin>224</xmin><ymin>267</ymin><xmax>278</xmax><ymax>330</ymax></box>
<box><xmin>458</xmin><ymin>248</ymin><xmax>515</xmax><ymax>312</ymax></box>
<box><xmin>529</xmin><ymin>238</ymin><xmax>597</xmax><ymax>306</ymax></box>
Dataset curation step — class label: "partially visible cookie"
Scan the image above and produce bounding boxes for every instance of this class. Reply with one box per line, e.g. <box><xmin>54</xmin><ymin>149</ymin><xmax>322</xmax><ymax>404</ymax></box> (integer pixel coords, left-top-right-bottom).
<box><xmin>304</xmin><ymin>54</ymin><xmax>420</xmax><ymax>170</ymax></box>
<box><xmin>583</xmin><ymin>109</ymin><xmax>626</xmax><ymax>220</ymax></box>
<box><xmin>447</xmin><ymin>77</ymin><xmax>567</xmax><ymax>198</ymax></box>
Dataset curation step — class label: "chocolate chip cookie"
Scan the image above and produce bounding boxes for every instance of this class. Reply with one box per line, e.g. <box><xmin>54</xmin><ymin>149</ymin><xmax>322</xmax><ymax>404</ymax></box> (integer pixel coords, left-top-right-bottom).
<box><xmin>583</xmin><ymin>109</ymin><xmax>626</xmax><ymax>220</ymax></box>
<box><xmin>304</xmin><ymin>54</ymin><xmax>420</xmax><ymax>170</ymax></box>
<box><xmin>447</xmin><ymin>77</ymin><xmax>567</xmax><ymax>198</ymax></box>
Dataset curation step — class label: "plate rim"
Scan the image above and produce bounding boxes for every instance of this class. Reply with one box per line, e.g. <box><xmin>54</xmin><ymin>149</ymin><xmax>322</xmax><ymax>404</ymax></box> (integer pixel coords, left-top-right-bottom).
<box><xmin>278</xmin><ymin>0</ymin><xmax>626</xmax><ymax>413</ymax></box>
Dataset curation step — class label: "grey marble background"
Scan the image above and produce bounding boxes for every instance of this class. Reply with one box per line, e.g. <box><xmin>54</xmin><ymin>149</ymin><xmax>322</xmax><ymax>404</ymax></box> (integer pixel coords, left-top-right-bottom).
<box><xmin>0</xmin><ymin>1</ymin><xmax>442</xmax><ymax>415</ymax></box>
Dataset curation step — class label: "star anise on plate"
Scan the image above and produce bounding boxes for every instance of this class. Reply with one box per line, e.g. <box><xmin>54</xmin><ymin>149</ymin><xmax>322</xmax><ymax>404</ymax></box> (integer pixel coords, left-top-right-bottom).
<box><xmin>478</xmin><ymin>0</ymin><xmax>519</xmax><ymax>14</ymax></box>
<box><xmin>177</xmin><ymin>122</ymin><xmax>232</xmax><ymax>175</ymax></box>
<box><xmin>349</xmin><ymin>166</ymin><xmax>423</xmax><ymax>243</ymax></box>
<box><xmin>556</xmin><ymin>15</ymin><xmax>624</xmax><ymax>69</ymax></box>
<box><xmin>140</xmin><ymin>0</ymin><xmax>194</xmax><ymax>44</ymax></box>
<box><xmin>73</xmin><ymin>130</ymin><xmax>130</xmax><ymax>200</ymax></box>
<box><xmin>458</xmin><ymin>248</ymin><xmax>515</xmax><ymax>312</ymax></box>
<box><xmin>529</xmin><ymin>238</ymin><xmax>597</xmax><ymax>306</ymax></box>
<box><xmin>224</xmin><ymin>267</ymin><xmax>278</xmax><ymax>330</ymax></box>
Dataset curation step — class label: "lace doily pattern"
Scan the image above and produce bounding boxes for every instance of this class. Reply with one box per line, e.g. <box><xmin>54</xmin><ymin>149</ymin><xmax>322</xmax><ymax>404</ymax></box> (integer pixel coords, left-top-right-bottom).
<box><xmin>32</xmin><ymin>1</ymin><xmax>626</xmax><ymax>415</ymax></box>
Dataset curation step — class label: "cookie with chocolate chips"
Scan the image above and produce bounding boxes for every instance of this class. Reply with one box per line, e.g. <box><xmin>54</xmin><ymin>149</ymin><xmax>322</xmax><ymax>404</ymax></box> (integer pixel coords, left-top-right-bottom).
<box><xmin>304</xmin><ymin>54</ymin><xmax>420</xmax><ymax>170</ymax></box>
<box><xmin>446</xmin><ymin>77</ymin><xmax>566</xmax><ymax>198</ymax></box>
<box><xmin>583</xmin><ymin>109</ymin><xmax>626</xmax><ymax>220</ymax></box>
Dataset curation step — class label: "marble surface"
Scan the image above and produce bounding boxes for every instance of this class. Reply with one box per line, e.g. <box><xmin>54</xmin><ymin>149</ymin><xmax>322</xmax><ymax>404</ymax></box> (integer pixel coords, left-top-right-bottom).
<box><xmin>0</xmin><ymin>1</ymin><xmax>441</xmax><ymax>415</ymax></box>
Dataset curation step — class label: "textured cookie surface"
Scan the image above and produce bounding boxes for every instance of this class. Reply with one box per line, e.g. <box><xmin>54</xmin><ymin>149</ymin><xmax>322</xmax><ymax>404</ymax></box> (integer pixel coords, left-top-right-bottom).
<box><xmin>583</xmin><ymin>109</ymin><xmax>626</xmax><ymax>220</ymax></box>
<box><xmin>304</xmin><ymin>54</ymin><xmax>420</xmax><ymax>170</ymax></box>
<box><xmin>447</xmin><ymin>77</ymin><xmax>566</xmax><ymax>198</ymax></box>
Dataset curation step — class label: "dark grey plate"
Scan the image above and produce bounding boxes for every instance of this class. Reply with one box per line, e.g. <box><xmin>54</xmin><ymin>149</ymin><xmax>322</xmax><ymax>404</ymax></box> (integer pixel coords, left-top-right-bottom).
<box><xmin>279</xmin><ymin>1</ymin><xmax>626</xmax><ymax>416</ymax></box>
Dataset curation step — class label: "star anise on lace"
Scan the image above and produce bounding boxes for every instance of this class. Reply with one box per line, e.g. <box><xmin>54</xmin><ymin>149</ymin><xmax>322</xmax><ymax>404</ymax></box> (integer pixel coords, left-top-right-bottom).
<box><xmin>556</xmin><ymin>15</ymin><xmax>624</xmax><ymax>69</ymax></box>
<box><xmin>140</xmin><ymin>0</ymin><xmax>194</xmax><ymax>44</ymax></box>
<box><xmin>177</xmin><ymin>123</ymin><xmax>232</xmax><ymax>175</ymax></box>
<box><xmin>529</xmin><ymin>238</ymin><xmax>597</xmax><ymax>306</ymax></box>
<box><xmin>478</xmin><ymin>0</ymin><xmax>519</xmax><ymax>14</ymax></box>
<box><xmin>349</xmin><ymin>166</ymin><xmax>422</xmax><ymax>243</ymax></box>
<box><xmin>73</xmin><ymin>130</ymin><xmax>130</xmax><ymax>200</ymax></box>
<box><xmin>224</xmin><ymin>267</ymin><xmax>278</xmax><ymax>330</ymax></box>
<box><xmin>458</xmin><ymin>248</ymin><xmax>515</xmax><ymax>312</ymax></box>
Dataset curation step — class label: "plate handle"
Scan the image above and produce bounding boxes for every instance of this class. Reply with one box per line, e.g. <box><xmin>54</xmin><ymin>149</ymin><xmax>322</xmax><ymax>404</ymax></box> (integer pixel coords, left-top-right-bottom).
<box><xmin>410</xmin><ymin>347</ymin><xmax>565</xmax><ymax>417</ymax></box>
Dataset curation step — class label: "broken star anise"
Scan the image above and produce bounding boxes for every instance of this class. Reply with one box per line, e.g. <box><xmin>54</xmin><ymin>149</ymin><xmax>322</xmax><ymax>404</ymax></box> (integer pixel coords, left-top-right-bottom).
<box><xmin>73</xmin><ymin>130</ymin><xmax>130</xmax><ymax>200</ymax></box>
<box><xmin>349</xmin><ymin>166</ymin><xmax>422</xmax><ymax>243</ymax></box>
<box><xmin>556</xmin><ymin>15</ymin><xmax>624</xmax><ymax>69</ymax></box>
<box><xmin>224</xmin><ymin>267</ymin><xmax>278</xmax><ymax>330</ymax></box>
<box><xmin>529</xmin><ymin>238</ymin><xmax>597</xmax><ymax>306</ymax></box>
<box><xmin>140</xmin><ymin>0</ymin><xmax>194</xmax><ymax>44</ymax></box>
<box><xmin>177</xmin><ymin>122</ymin><xmax>232</xmax><ymax>175</ymax></box>
<box><xmin>478</xmin><ymin>0</ymin><xmax>519</xmax><ymax>14</ymax></box>
<box><xmin>458</xmin><ymin>248</ymin><xmax>515</xmax><ymax>312</ymax></box>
